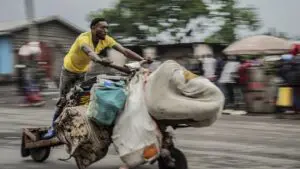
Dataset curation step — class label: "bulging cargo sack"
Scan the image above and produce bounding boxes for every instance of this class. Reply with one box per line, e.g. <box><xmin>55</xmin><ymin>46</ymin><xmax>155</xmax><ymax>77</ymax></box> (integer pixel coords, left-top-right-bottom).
<box><xmin>145</xmin><ymin>60</ymin><xmax>225</xmax><ymax>127</ymax></box>
<box><xmin>55</xmin><ymin>106</ymin><xmax>112</xmax><ymax>169</ymax></box>
<box><xmin>112</xmin><ymin>71</ymin><xmax>161</xmax><ymax>168</ymax></box>
<box><xmin>87</xmin><ymin>79</ymin><xmax>127</xmax><ymax>126</ymax></box>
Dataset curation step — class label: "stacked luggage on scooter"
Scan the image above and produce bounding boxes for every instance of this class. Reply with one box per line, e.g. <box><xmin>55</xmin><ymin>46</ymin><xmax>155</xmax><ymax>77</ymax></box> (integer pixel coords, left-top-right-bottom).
<box><xmin>112</xmin><ymin>71</ymin><xmax>161</xmax><ymax>168</ymax></box>
<box><xmin>145</xmin><ymin>60</ymin><xmax>225</xmax><ymax>127</ymax></box>
<box><xmin>55</xmin><ymin>106</ymin><xmax>112</xmax><ymax>169</ymax></box>
<box><xmin>86</xmin><ymin>65</ymin><xmax>162</xmax><ymax>167</ymax></box>
<box><xmin>55</xmin><ymin>76</ymin><xmax>128</xmax><ymax>169</ymax></box>
<box><xmin>112</xmin><ymin>60</ymin><xmax>225</xmax><ymax>167</ymax></box>
<box><xmin>54</xmin><ymin>60</ymin><xmax>224</xmax><ymax>169</ymax></box>
<box><xmin>86</xmin><ymin>73</ymin><xmax>161</xmax><ymax>167</ymax></box>
<box><xmin>86</xmin><ymin>78</ymin><xmax>127</xmax><ymax>126</ymax></box>
<box><xmin>55</xmin><ymin>70</ymin><xmax>161</xmax><ymax>169</ymax></box>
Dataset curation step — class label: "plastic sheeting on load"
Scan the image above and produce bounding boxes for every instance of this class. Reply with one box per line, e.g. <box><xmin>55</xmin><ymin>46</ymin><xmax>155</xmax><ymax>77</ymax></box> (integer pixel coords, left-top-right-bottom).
<box><xmin>145</xmin><ymin>60</ymin><xmax>225</xmax><ymax>127</ymax></box>
<box><xmin>112</xmin><ymin>71</ymin><xmax>161</xmax><ymax>167</ymax></box>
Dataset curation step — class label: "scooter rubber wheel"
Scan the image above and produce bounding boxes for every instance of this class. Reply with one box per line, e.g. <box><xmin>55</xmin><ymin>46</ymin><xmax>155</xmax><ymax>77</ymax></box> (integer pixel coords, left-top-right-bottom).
<box><xmin>30</xmin><ymin>147</ymin><xmax>51</xmax><ymax>162</ymax></box>
<box><xmin>158</xmin><ymin>147</ymin><xmax>188</xmax><ymax>169</ymax></box>
<box><xmin>21</xmin><ymin>134</ymin><xmax>30</xmax><ymax>157</ymax></box>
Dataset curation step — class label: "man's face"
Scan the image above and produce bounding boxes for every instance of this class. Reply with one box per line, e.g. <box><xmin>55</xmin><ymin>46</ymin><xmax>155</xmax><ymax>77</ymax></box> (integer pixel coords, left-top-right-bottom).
<box><xmin>92</xmin><ymin>21</ymin><xmax>108</xmax><ymax>40</ymax></box>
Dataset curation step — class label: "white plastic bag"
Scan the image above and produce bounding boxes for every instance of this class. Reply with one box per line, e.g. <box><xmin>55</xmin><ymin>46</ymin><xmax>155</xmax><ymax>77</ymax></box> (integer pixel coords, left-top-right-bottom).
<box><xmin>112</xmin><ymin>72</ymin><xmax>161</xmax><ymax>167</ymax></box>
<box><xmin>145</xmin><ymin>60</ymin><xmax>225</xmax><ymax>127</ymax></box>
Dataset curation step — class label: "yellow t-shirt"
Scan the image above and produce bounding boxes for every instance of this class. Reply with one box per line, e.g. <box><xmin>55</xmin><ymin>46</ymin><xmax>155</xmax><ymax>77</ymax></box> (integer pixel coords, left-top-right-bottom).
<box><xmin>64</xmin><ymin>32</ymin><xmax>117</xmax><ymax>73</ymax></box>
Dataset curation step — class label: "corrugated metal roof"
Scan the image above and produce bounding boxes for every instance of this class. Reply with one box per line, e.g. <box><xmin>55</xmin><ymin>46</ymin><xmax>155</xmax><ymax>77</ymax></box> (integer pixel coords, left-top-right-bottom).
<box><xmin>0</xmin><ymin>15</ymin><xmax>85</xmax><ymax>34</ymax></box>
<box><xmin>0</xmin><ymin>31</ymin><xmax>10</xmax><ymax>36</ymax></box>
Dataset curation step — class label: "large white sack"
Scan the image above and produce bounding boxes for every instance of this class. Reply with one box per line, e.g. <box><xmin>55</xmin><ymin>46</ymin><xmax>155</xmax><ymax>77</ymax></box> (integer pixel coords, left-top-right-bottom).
<box><xmin>112</xmin><ymin>71</ymin><xmax>161</xmax><ymax>167</ymax></box>
<box><xmin>145</xmin><ymin>60</ymin><xmax>225</xmax><ymax>127</ymax></box>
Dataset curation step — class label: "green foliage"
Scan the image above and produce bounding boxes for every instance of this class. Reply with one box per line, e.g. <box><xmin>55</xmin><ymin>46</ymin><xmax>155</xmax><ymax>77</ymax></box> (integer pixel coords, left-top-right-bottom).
<box><xmin>88</xmin><ymin>0</ymin><xmax>209</xmax><ymax>44</ymax></box>
<box><xmin>88</xmin><ymin>0</ymin><xmax>260</xmax><ymax>45</ymax></box>
<box><xmin>205</xmin><ymin>0</ymin><xmax>260</xmax><ymax>44</ymax></box>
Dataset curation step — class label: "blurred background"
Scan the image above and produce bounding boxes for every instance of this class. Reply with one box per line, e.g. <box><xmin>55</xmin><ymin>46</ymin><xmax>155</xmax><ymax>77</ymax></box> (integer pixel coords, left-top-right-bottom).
<box><xmin>1</xmin><ymin>1</ymin><xmax>300</xmax><ymax>169</ymax></box>
<box><xmin>0</xmin><ymin>0</ymin><xmax>299</xmax><ymax>112</ymax></box>
<box><xmin>0</xmin><ymin>0</ymin><xmax>299</xmax><ymax>113</ymax></box>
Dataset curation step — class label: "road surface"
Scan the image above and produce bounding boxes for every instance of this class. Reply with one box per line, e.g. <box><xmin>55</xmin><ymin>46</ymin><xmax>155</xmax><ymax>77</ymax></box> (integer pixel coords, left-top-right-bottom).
<box><xmin>0</xmin><ymin>106</ymin><xmax>299</xmax><ymax>169</ymax></box>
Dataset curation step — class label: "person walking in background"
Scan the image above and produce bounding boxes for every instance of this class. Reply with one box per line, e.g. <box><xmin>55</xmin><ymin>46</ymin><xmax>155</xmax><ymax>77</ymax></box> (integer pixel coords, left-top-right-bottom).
<box><xmin>218</xmin><ymin>55</ymin><xmax>240</xmax><ymax>109</ymax></box>
<box><xmin>250</xmin><ymin>56</ymin><xmax>263</xmax><ymax>66</ymax></box>
<box><xmin>288</xmin><ymin>46</ymin><xmax>300</xmax><ymax>113</ymax></box>
<box><xmin>236</xmin><ymin>58</ymin><xmax>252</xmax><ymax>107</ymax></box>
<box><xmin>215</xmin><ymin>55</ymin><xmax>226</xmax><ymax>81</ymax></box>
<box><xmin>18</xmin><ymin>42</ymin><xmax>45</xmax><ymax>107</ymax></box>
<box><xmin>202</xmin><ymin>54</ymin><xmax>217</xmax><ymax>82</ymax></box>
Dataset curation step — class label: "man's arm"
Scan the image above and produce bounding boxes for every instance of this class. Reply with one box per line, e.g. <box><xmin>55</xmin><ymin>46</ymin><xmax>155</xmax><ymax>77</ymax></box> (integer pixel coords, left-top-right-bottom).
<box><xmin>81</xmin><ymin>44</ymin><xmax>100</xmax><ymax>61</ymax></box>
<box><xmin>112</xmin><ymin>43</ymin><xmax>144</xmax><ymax>61</ymax></box>
<box><xmin>81</xmin><ymin>44</ymin><xmax>111</xmax><ymax>65</ymax></box>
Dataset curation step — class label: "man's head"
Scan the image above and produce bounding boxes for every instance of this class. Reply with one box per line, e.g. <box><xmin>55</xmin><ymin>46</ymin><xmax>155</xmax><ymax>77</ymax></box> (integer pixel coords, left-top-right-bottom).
<box><xmin>90</xmin><ymin>18</ymin><xmax>108</xmax><ymax>40</ymax></box>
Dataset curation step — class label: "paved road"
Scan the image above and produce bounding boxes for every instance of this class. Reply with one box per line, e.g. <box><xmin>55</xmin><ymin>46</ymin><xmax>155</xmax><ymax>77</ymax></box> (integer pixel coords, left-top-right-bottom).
<box><xmin>0</xmin><ymin>107</ymin><xmax>300</xmax><ymax>169</ymax></box>
<box><xmin>0</xmin><ymin>84</ymin><xmax>58</xmax><ymax>109</ymax></box>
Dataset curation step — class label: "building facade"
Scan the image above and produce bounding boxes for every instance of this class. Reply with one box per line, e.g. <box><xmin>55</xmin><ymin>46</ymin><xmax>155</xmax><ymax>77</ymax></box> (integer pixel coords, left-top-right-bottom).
<box><xmin>0</xmin><ymin>16</ymin><xmax>84</xmax><ymax>82</ymax></box>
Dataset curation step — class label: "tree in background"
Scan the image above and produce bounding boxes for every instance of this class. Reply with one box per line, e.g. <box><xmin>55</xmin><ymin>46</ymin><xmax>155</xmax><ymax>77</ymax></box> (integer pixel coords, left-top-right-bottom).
<box><xmin>88</xmin><ymin>0</ymin><xmax>260</xmax><ymax>45</ymax></box>
<box><xmin>205</xmin><ymin>0</ymin><xmax>260</xmax><ymax>44</ymax></box>
<box><xmin>88</xmin><ymin>0</ymin><xmax>209</xmax><ymax>44</ymax></box>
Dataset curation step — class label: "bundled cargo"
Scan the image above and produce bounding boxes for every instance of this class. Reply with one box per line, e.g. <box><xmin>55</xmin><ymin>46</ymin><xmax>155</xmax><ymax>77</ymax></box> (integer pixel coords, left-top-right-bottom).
<box><xmin>145</xmin><ymin>60</ymin><xmax>225</xmax><ymax>127</ymax></box>
<box><xmin>112</xmin><ymin>72</ymin><xmax>161</xmax><ymax>168</ymax></box>
<box><xmin>55</xmin><ymin>106</ymin><xmax>112</xmax><ymax>169</ymax></box>
<box><xmin>86</xmin><ymin>79</ymin><xmax>127</xmax><ymax>126</ymax></box>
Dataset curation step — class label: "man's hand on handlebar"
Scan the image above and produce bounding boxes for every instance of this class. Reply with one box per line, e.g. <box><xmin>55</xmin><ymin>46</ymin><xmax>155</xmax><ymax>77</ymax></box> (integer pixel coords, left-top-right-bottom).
<box><xmin>144</xmin><ymin>56</ymin><xmax>153</xmax><ymax>64</ymax></box>
<box><xmin>139</xmin><ymin>57</ymin><xmax>153</xmax><ymax>65</ymax></box>
<box><xmin>92</xmin><ymin>56</ymin><xmax>155</xmax><ymax>74</ymax></box>
<box><xmin>94</xmin><ymin>57</ymin><xmax>113</xmax><ymax>66</ymax></box>
<box><xmin>139</xmin><ymin>57</ymin><xmax>154</xmax><ymax>66</ymax></box>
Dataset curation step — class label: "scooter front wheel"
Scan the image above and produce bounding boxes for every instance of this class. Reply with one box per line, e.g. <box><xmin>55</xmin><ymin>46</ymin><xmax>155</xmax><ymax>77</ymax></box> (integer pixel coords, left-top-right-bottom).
<box><xmin>158</xmin><ymin>147</ymin><xmax>188</xmax><ymax>169</ymax></box>
<box><xmin>30</xmin><ymin>147</ymin><xmax>51</xmax><ymax>162</ymax></box>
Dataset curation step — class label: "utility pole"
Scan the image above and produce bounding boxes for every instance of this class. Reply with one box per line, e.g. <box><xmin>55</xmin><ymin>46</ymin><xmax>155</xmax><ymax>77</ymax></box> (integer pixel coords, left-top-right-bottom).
<box><xmin>24</xmin><ymin>0</ymin><xmax>38</xmax><ymax>41</ymax></box>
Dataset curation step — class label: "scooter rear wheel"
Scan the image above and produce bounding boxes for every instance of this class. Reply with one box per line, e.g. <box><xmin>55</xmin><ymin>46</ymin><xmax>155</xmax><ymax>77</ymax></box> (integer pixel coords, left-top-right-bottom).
<box><xmin>21</xmin><ymin>134</ymin><xmax>30</xmax><ymax>157</ymax></box>
<box><xmin>158</xmin><ymin>147</ymin><xmax>188</xmax><ymax>169</ymax></box>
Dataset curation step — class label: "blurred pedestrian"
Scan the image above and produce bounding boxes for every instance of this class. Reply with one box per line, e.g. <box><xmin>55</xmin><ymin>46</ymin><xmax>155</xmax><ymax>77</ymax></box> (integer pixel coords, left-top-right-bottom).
<box><xmin>289</xmin><ymin>47</ymin><xmax>300</xmax><ymax>112</ymax></box>
<box><xmin>202</xmin><ymin>54</ymin><xmax>217</xmax><ymax>82</ymax></box>
<box><xmin>236</xmin><ymin>58</ymin><xmax>252</xmax><ymax>106</ymax></box>
<box><xmin>18</xmin><ymin>42</ymin><xmax>45</xmax><ymax>107</ymax></box>
<box><xmin>218</xmin><ymin>55</ymin><xmax>240</xmax><ymax>109</ymax></box>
